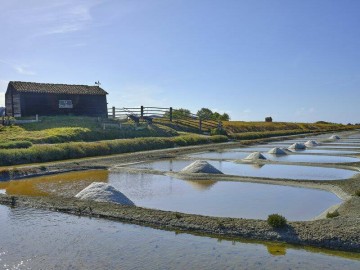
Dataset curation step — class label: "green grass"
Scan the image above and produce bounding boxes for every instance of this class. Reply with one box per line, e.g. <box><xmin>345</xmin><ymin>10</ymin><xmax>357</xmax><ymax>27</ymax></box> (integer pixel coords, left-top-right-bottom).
<box><xmin>228</xmin><ymin>129</ymin><xmax>312</xmax><ymax>140</ymax></box>
<box><xmin>0</xmin><ymin>134</ymin><xmax>228</xmax><ymax>166</ymax></box>
<box><xmin>0</xmin><ymin>141</ymin><xmax>32</xmax><ymax>149</ymax></box>
<box><xmin>223</xmin><ymin>121</ymin><xmax>350</xmax><ymax>133</ymax></box>
<box><xmin>0</xmin><ymin>116</ymin><xmax>179</xmax><ymax>144</ymax></box>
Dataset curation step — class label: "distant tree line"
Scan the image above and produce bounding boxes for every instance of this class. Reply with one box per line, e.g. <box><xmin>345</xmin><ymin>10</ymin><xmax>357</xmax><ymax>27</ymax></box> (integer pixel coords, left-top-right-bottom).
<box><xmin>168</xmin><ymin>107</ymin><xmax>230</xmax><ymax>121</ymax></box>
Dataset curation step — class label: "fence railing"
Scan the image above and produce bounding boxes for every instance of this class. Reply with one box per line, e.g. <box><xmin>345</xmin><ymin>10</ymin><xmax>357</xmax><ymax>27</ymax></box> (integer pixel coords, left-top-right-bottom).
<box><xmin>108</xmin><ymin>106</ymin><xmax>219</xmax><ymax>131</ymax></box>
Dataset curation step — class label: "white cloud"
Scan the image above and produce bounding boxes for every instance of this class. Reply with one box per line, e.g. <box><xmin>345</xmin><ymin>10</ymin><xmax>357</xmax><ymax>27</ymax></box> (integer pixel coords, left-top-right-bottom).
<box><xmin>31</xmin><ymin>0</ymin><xmax>101</xmax><ymax>36</ymax></box>
<box><xmin>0</xmin><ymin>80</ymin><xmax>8</xmax><ymax>107</ymax></box>
<box><xmin>0</xmin><ymin>93</ymin><xmax>5</xmax><ymax>107</ymax></box>
<box><xmin>0</xmin><ymin>60</ymin><xmax>36</xmax><ymax>76</ymax></box>
<box><xmin>14</xmin><ymin>65</ymin><xmax>36</xmax><ymax>76</ymax></box>
<box><xmin>0</xmin><ymin>80</ymin><xmax>8</xmax><ymax>91</ymax></box>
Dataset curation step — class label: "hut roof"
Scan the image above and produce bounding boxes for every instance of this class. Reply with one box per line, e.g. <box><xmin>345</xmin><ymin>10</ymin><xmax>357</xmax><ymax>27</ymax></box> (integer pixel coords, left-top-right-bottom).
<box><xmin>8</xmin><ymin>81</ymin><xmax>108</xmax><ymax>96</ymax></box>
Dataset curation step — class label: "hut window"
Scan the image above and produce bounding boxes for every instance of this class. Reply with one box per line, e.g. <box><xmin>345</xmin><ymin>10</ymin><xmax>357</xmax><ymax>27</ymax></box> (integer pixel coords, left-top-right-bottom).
<box><xmin>59</xmin><ymin>100</ymin><xmax>73</xmax><ymax>108</ymax></box>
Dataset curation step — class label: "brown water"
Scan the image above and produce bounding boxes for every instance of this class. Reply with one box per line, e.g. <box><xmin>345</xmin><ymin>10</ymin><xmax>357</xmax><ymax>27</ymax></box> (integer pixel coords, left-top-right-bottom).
<box><xmin>0</xmin><ymin>205</ymin><xmax>359</xmax><ymax>270</ymax></box>
<box><xmin>130</xmin><ymin>160</ymin><xmax>357</xmax><ymax>180</ymax></box>
<box><xmin>0</xmin><ymin>171</ymin><xmax>342</xmax><ymax>220</ymax></box>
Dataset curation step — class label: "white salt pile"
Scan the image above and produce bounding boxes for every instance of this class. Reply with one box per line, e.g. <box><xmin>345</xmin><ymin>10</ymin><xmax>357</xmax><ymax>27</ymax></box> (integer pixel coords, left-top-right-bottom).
<box><xmin>75</xmin><ymin>182</ymin><xmax>134</xmax><ymax>205</ymax></box>
<box><xmin>268</xmin><ymin>147</ymin><xmax>287</xmax><ymax>155</ymax></box>
<box><xmin>305</xmin><ymin>140</ymin><xmax>319</xmax><ymax>147</ymax></box>
<box><xmin>288</xmin><ymin>143</ymin><xmax>306</xmax><ymax>150</ymax></box>
<box><xmin>243</xmin><ymin>152</ymin><xmax>267</xmax><ymax>160</ymax></box>
<box><xmin>329</xmin><ymin>135</ymin><xmax>340</xmax><ymax>140</ymax></box>
<box><xmin>180</xmin><ymin>160</ymin><xmax>223</xmax><ymax>174</ymax></box>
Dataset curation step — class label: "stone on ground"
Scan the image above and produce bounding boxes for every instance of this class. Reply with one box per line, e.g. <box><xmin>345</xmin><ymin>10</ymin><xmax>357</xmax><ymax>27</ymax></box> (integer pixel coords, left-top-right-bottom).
<box><xmin>268</xmin><ymin>147</ymin><xmax>287</xmax><ymax>155</ymax></box>
<box><xmin>329</xmin><ymin>135</ymin><xmax>340</xmax><ymax>140</ymax></box>
<box><xmin>180</xmin><ymin>160</ymin><xmax>223</xmax><ymax>174</ymax></box>
<box><xmin>244</xmin><ymin>152</ymin><xmax>267</xmax><ymax>160</ymax></box>
<box><xmin>75</xmin><ymin>182</ymin><xmax>135</xmax><ymax>205</ymax></box>
<box><xmin>305</xmin><ymin>140</ymin><xmax>319</xmax><ymax>147</ymax></box>
<box><xmin>288</xmin><ymin>143</ymin><xmax>306</xmax><ymax>150</ymax></box>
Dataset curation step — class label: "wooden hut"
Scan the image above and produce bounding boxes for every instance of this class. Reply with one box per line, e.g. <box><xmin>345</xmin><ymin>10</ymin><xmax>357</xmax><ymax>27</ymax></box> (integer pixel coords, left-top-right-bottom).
<box><xmin>5</xmin><ymin>81</ymin><xmax>108</xmax><ymax>117</ymax></box>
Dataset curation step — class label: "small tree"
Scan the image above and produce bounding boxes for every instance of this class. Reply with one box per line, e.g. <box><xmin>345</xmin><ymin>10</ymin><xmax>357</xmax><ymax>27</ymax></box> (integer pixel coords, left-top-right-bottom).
<box><xmin>164</xmin><ymin>108</ymin><xmax>191</xmax><ymax>119</ymax></box>
<box><xmin>219</xmin><ymin>113</ymin><xmax>230</xmax><ymax>121</ymax></box>
<box><xmin>197</xmin><ymin>108</ymin><xmax>214</xmax><ymax>120</ymax></box>
<box><xmin>265</xmin><ymin>117</ymin><xmax>273</xmax><ymax>122</ymax></box>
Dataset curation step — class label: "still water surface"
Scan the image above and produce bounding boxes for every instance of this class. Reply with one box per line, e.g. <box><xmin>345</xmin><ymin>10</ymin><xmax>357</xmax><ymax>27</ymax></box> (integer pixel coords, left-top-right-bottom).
<box><xmin>0</xmin><ymin>205</ymin><xmax>359</xmax><ymax>270</ymax></box>
<box><xmin>0</xmin><ymin>171</ymin><xmax>341</xmax><ymax>220</ymax></box>
<box><xmin>188</xmin><ymin>151</ymin><xmax>360</xmax><ymax>163</ymax></box>
<box><xmin>130</xmin><ymin>160</ymin><xmax>356</xmax><ymax>180</ymax></box>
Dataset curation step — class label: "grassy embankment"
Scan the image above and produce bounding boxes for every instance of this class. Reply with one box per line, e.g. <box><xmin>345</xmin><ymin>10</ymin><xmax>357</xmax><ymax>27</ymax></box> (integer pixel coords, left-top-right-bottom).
<box><xmin>0</xmin><ymin>116</ymin><xmax>227</xmax><ymax>166</ymax></box>
<box><xmin>0</xmin><ymin>116</ymin><xmax>355</xmax><ymax>166</ymax></box>
<box><xmin>223</xmin><ymin>121</ymin><xmax>354</xmax><ymax>140</ymax></box>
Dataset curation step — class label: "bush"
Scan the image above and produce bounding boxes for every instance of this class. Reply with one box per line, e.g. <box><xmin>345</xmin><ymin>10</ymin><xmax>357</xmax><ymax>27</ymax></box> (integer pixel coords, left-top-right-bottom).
<box><xmin>267</xmin><ymin>214</ymin><xmax>287</xmax><ymax>228</ymax></box>
<box><xmin>326</xmin><ymin>210</ymin><xmax>340</xmax><ymax>218</ymax></box>
<box><xmin>210</xmin><ymin>128</ymin><xmax>228</xmax><ymax>136</ymax></box>
<box><xmin>355</xmin><ymin>190</ymin><xmax>360</xmax><ymax>196</ymax></box>
<box><xmin>0</xmin><ymin>141</ymin><xmax>32</xmax><ymax>149</ymax></box>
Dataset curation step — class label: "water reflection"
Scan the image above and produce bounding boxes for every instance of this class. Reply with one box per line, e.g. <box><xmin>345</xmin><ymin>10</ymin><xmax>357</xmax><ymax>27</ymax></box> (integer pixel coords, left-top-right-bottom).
<box><xmin>0</xmin><ymin>171</ymin><xmax>343</xmax><ymax>220</ymax></box>
<box><xmin>0</xmin><ymin>205</ymin><xmax>359</xmax><ymax>270</ymax></box>
<box><xmin>0</xmin><ymin>170</ymin><xmax>109</xmax><ymax>197</ymax></box>
<box><xmin>131</xmin><ymin>160</ymin><xmax>356</xmax><ymax>180</ymax></box>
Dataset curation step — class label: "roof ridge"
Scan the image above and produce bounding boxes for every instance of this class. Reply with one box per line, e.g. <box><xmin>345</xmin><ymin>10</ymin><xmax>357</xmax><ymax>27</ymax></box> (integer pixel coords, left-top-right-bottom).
<box><xmin>10</xmin><ymin>81</ymin><xmax>100</xmax><ymax>87</ymax></box>
<box><xmin>9</xmin><ymin>81</ymin><xmax>108</xmax><ymax>95</ymax></box>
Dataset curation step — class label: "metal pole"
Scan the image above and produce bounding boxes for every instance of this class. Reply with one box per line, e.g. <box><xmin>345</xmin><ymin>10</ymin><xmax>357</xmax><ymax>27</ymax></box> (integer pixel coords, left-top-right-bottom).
<box><xmin>112</xmin><ymin>107</ymin><xmax>115</xmax><ymax>119</ymax></box>
<box><xmin>141</xmin><ymin>106</ymin><xmax>144</xmax><ymax>118</ymax></box>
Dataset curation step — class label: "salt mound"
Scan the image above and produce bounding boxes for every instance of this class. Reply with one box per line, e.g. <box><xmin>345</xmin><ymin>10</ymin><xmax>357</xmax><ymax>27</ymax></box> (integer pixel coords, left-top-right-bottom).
<box><xmin>329</xmin><ymin>135</ymin><xmax>340</xmax><ymax>140</ymax></box>
<box><xmin>180</xmin><ymin>160</ymin><xmax>223</xmax><ymax>174</ymax></box>
<box><xmin>305</xmin><ymin>140</ymin><xmax>319</xmax><ymax>147</ymax></box>
<box><xmin>268</xmin><ymin>147</ymin><xmax>287</xmax><ymax>155</ymax></box>
<box><xmin>244</xmin><ymin>152</ymin><xmax>267</xmax><ymax>160</ymax></box>
<box><xmin>75</xmin><ymin>182</ymin><xmax>134</xmax><ymax>205</ymax></box>
<box><xmin>288</xmin><ymin>143</ymin><xmax>306</xmax><ymax>150</ymax></box>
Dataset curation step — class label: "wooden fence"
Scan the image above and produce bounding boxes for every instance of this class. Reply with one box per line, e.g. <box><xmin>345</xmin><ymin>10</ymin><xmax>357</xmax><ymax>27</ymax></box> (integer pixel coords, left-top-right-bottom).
<box><xmin>108</xmin><ymin>106</ymin><xmax>219</xmax><ymax>132</ymax></box>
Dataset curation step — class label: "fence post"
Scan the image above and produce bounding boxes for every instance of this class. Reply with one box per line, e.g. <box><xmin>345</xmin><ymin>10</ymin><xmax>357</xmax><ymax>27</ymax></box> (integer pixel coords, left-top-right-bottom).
<box><xmin>141</xmin><ymin>106</ymin><xmax>144</xmax><ymax>118</ymax></box>
<box><xmin>112</xmin><ymin>107</ymin><xmax>115</xmax><ymax>119</ymax></box>
<box><xmin>199</xmin><ymin>119</ymin><xmax>202</xmax><ymax>131</ymax></box>
<box><xmin>169</xmin><ymin>107</ymin><xmax>173</xmax><ymax>122</ymax></box>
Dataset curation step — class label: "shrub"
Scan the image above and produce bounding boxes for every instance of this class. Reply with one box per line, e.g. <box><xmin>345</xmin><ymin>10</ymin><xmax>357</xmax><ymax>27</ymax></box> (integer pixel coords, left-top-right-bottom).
<box><xmin>0</xmin><ymin>141</ymin><xmax>32</xmax><ymax>149</ymax></box>
<box><xmin>326</xmin><ymin>210</ymin><xmax>340</xmax><ymax>218</ymax></box>
<box><xmin>210</xmin><ymin>128</ymin><xmax>228</xmax><ymax>136</ymax></box>
<box><xmin>267</xmin><ymin>214</ymin><xmax>287</xmax><ymax>228</ymax></box>
<box><xmin>355</xmin><ymin>190</ymin><xmax>360</xmax><ymax>196</ymax></box>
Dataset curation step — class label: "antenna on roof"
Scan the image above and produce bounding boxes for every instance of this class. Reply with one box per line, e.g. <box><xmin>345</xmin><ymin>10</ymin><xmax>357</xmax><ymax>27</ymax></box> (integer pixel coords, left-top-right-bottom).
<box><xmin>95</xmin><ymin>81</ymin><xmax>101</xmax><ymax>87</ymax></box>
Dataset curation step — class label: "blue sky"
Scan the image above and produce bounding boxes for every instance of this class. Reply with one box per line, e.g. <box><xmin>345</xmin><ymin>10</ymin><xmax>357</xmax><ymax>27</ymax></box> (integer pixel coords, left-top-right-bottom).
<box><xmin>0</xmin><ymin>0</ymin><xmax>359</xmax><ymax>123</ymax></box>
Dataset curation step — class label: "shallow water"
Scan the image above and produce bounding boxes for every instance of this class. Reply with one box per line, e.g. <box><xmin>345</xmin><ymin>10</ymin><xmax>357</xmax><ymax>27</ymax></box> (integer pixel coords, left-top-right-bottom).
<box><xmin>0</xmin><ymin>205</ymin><xmax>359</xmax><ymax>270</ymax></box>
<box><xmin>264</xmin><ymin>143</ymin><xmax>360</xmax><ymax>149</ymax></box>
<box><xmin>0</xmin><ymin>171</ymin><xmax>342</xmax><ymax>220</ymax></box>
<box><xmin>228</xmin><ymin>147</ymin><xmax>359</xmax><ymax>155</ymax></box>
<box><xmin>189</xmin><ymin>151</ymin><xmax>360</xmax><ymax>163</ymax></box>
<box><xmin>109</xmin><ymin>172</ymin><xmax>342</xmax><ymax>220</ymax></box>
<box><xmin>130</xmin><ymin>160</ymin><xmax>357</xmax><ymax>180</ymax></box>
<box><xmin>0</xmin><ymin>170</ymin><xmax>109</xmax><ymax>197</ymax></box>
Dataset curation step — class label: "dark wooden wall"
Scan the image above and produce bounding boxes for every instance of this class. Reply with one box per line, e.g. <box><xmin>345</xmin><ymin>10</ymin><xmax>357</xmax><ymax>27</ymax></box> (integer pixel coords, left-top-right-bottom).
<box><xmin>5</xmin><ymin>85</ymin><xmax>22</xmax><ymax>117</ymax></box>
<box><xmin>19</xmin><ymin>93</ymin><xmax>108</xmax><ymax>117</ymax></box>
